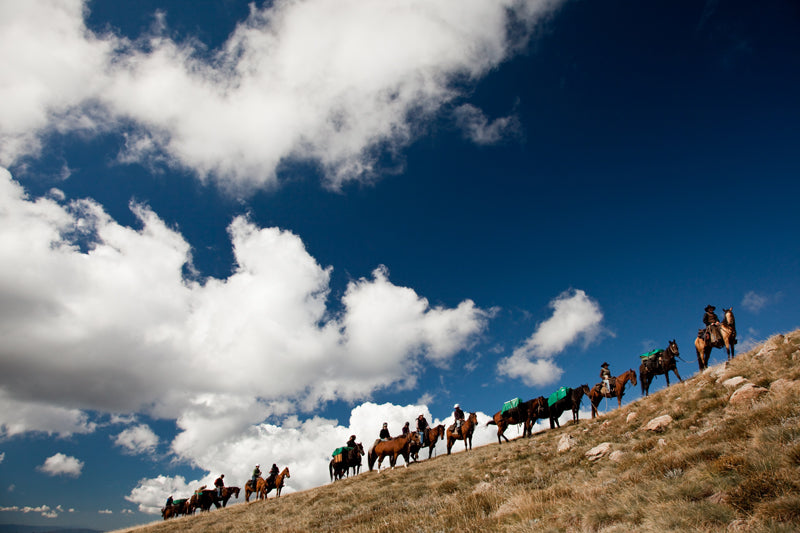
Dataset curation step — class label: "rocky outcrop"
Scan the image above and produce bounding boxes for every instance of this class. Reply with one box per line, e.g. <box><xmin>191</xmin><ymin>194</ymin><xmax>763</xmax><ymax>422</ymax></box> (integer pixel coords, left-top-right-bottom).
<box><xmin>728</xmin><ymin>383</ymin><xmax>768</xmax><ymax>404</ymax></box>
<box><xmin>643</xmin><ymin>415</ymin><xmax>672</xmax><ymax>432</ymax></box>
<box><xmin>585</xmin><ymin>442</ymin><xmax>612</xmax><ymax>461</ymax></box>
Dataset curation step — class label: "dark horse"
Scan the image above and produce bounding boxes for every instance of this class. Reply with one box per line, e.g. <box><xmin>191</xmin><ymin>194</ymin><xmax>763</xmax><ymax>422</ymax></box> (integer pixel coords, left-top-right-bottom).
<box><xmin>192</xmin><ymin>490</ymin><xmax>221</xmax><ymax>512</ymax></box>
<box><xmin>446</xmin><ymin>412</ymin><xmax>478</xmax><ymax>455</ymax></box>
<box><xmin>410</xmin><ymin>424</ymin><xmax>445</xmax><ymax>460</ymax></box>
<box><xmin>486</xmin><ymin>398</ymin><xmax>548</xmax><ymax>444</ymax></box>
<box><xmin>368</xmin><ymin>432</ymin><xmax>420</xmax><ymax>471</ymax></box>
<box><xmin>588</xmin><ymin>369</ymin><xmax>637</xmax><ymax>418</ymax></box>
<box><xmin>329</xmin><ymin>442</ymin><xmax>365</xmax><ymax>481</ymax></box>
<box><xmin>548</xmin><ymin>385</ymin><xmax>590</xmax><ymax>428</ymax></box>
<box><xmin>695</xmin><ymin>307</ymin><xmax>737</xmax><ymax>370</ymax></box>
<box><xmin>220</xmin><ymin>486</ymin><xmax>239</xmax><ymax>507</ymax></box>
<box><xmin>640</xmin><ymin>339</ymin><xmax>682</xmax><ymax>396</ymax></box>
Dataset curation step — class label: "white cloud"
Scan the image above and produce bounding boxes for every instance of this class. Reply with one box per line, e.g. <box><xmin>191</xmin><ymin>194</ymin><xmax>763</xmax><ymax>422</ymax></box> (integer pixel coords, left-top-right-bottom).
<box><xmin>113</xmin><ymin>424</ymin><xmax>159</xmax><ymax>455</ymax></box>
<box><xmin>741</xmin><ymin>291</ymin><xmax>776</xmax><ymax>313</ymax></box>
<box><xmin>0</xmin><ymin>504</ymin><xmax>62</xmax><ymax>517</ymax></box>
<box><xmin>0</xmin><ymin>452</ymin><xmax>4</xmax><ymax>463</ymax></box>
<box><xmin>453</xmin><ymin>103</ymin><xmax>521</xmax><ymax>144</ymax></box>
<box><xmin>0</xmin><ymin>0</ymin><xmax>561</xmax><ymax>191</ymax></box>
<box><xmin>38</xmin><ymin>453</ymin><xmax>84</xmax><ymax>477</ymax></box>
<box><xmin>98</xmin><ymin>509</ymin><xmax>113</xmax><ymax>514</ymax></box>
<box><xmin>0</xmin><ymin>390</ymin><xmax>96</xmax><ymax>438</ymax></box>
<box><xmin>497</xmin><ymin>289</ymin><xmax>605</xmax><ymax>386</ymax></box>
<box><xmin>0</xmin><ymin>168</ymin><xmax>488</xmax><ymax>436</ymax></box>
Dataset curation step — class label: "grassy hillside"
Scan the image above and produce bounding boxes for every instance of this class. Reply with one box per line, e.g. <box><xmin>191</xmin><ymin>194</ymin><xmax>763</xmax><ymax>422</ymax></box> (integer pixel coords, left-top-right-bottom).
<box><xmin>113</xmin><ymin>331</ymin><xmax>800</xmax><ymax>532</ymax></box>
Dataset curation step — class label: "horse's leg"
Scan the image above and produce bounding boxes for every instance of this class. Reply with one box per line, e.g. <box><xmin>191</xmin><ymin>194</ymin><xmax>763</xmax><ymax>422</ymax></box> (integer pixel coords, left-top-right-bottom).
<box><xmin>673</xmin><ymin>365</ymin><xmax>682</xmax><ymax>382</ymax></box>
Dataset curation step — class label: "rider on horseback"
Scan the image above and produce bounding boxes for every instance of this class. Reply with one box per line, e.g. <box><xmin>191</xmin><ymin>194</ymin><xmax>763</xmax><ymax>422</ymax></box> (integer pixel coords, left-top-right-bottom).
<box><xmin>267</xmin><ymin>464</ymin><xmax>279</xmax><ymax>487</ymax></box>
<box><xmin>416</xmin><ymin>414</ymin><xmax>428</xmax><ymax>446</ymax></box>
<box><xmin>250</xmin><ymin>464</ymin><xmax>261</xmax><ymax>492</ymax></box>
<box><xmin>453</xmin><ymin>404</ymin><xmax>465</xmax><ymax>436</ymax></box>
<box><xmin>600</xmin><ymin>362</ymin><xmax>614</xmax><ymax>395</ymax></box>
<box><xmin>703</xmin><ymin>305</ymin><xmax>721</xmax><ymax>344</ymax></box>
<box><xmin>379</xmin><ymin>423</ymin><xmax>391</xmax><ymax>440</ymax></box>
<box><xmin>346</xmin><ymin>434</ymin><xmax>357</xmax><ymax>448</ymax></box>
<box><xmin>214</xmin><ymin>474</ymin><xmax>224</xmax><ymax>499</ymax></box>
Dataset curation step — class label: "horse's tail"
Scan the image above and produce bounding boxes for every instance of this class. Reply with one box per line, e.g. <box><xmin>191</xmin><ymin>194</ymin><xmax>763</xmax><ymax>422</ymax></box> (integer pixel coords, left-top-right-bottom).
<box><xmin>486</xmin><ymin>418</ymin><xmax>496</xmax><ymax>426</ymax></box>
<box><xmin>367</xmin><ymin>448</ymin><xmax>376</xmax><ymax>471</ymax></box>
<box><xmin>329</xmin><ymin>460</ymin><xmax>334</xmax><ymax>481</ymax></box>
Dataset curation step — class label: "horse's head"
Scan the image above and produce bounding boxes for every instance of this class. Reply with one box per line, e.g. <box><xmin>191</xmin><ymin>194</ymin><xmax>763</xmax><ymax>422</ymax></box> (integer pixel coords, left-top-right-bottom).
<box><xmin>356</xmin><ymin>442</ymin><xmax>365</xmax><ymax>455</ymax></box>
<box><xmin>668</xmin><ymin>339</ymin><xmax>679</xmax><ymax>356</ymax></box>
<box><xmin>723</xmin><ymin>307</ymin><xmax>735</xmax><ymax>325</ymax></box>
<box><xmin>468</xmin><ymin>412</ymin><xmax>478</xmax><ymax>425</ymax></box>
<box><xmin>579</xmin><ymin>384</ymin><xmax>591</xmax><ymax>394</ymax></box>
<box><xmin>281</xmin><ymin>467</ymin><xmax>290</xmax><ymax>478</ymax></box>
<box><xmin>409</xmin><ymin>431</ymin><xmax>421</xmax><ymax>446</ymax></box>
<box><xmin>628</xmin><ymin>369</ymin><xmax>638</xmax><ymax>386</ymax></box>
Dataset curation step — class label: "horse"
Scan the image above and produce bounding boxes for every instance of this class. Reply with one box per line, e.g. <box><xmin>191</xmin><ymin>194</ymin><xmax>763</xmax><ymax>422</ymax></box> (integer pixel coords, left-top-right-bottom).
<box><xmin>220</xmin><ymin>486</ymin><xmax>239</xmax><ymax>507</ymax></box>
<box><xmin>486</xmin><ymin>398</ymin><xmax>546</xmax><ymax>444</ymax></box>
<box><xmin>410</xmin><ymin>424</ymin><xmax>445</xmax><ymax>461</ymax></box>
<box><xmin>695</xmin><ymin>307</ymin><xmax>737</xmax><ymax>370</ymax></box>
<box><xmin>261</xmin><ymin>467</ymin><xmax>290</xmax><ymax>499</ymax></box>
<box><xmin>244</xmin><ymin>477</ymin><xmax>263</xmax><ymax>503</ymax></box>
<box><xmin>640</xmin><ymin>339</ymin><xmax>682</xmax><ymax>396</ymax></box>
<box><xmin>446</xmin><ymin>412</ymin><xmax>478</xmax><ymax>455</ymax></box>
<box><xmin>193</xmin><ymin>490</ymin><xmax>221</xmax><ymax>512</ymax></box>
<box><xmin>548</xmin><ymin>385</ymin><xmax>590</xmax><ymax>428</ymax></box>
<box><xmin>368</xmin><ymin>432</ymin><xmax>420</xmax><ymax>471</ymax></box>
<box><xmin>330</xmin><ymin>443</ymin><xmax>364</xmax><ymax>481</ymax></box>
<box><xmin>588</xmin><ymin>369</ymin><xmax>637</xmax><ymax>418</ymax></box>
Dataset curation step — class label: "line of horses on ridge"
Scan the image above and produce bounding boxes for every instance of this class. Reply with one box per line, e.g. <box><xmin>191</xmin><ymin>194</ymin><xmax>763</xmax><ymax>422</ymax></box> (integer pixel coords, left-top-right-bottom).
<box><xmin>161</xmin><ymin>467</ymin><xmax>291</xmax><ymax>520</ymax></box>
<box><xmin>332</xmin><ymin>308</ymin><xmax>737</xmax><ymax>475</ymax></box>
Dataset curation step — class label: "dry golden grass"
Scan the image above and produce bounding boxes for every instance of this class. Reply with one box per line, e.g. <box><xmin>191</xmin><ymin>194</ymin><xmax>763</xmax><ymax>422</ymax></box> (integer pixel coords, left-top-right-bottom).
<box><xmin>112</xmin><ymin>331</ymin><xmax>800</xmax><ymax>532</ymax></box>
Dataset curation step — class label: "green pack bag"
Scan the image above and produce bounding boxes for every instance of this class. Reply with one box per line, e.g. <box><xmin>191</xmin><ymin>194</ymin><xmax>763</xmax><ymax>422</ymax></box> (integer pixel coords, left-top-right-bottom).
<box><xmin>501</xmin><ymin>397</ymin><xmax>521</xmax><ymax>414</ymax></box>
<box><xmin>640</xmin><ymin>349</ymin><xmax>663</xmax><ymax>360</ymax></box>
<box><xmin>548</xmin><ymin>386</ymin><xmax>570</xmax><ymax>407</ymax></box>
<box><xmin>331</xmin><ymin>446</ymin><xmax>352</xmax><ymax>457</ymax></box>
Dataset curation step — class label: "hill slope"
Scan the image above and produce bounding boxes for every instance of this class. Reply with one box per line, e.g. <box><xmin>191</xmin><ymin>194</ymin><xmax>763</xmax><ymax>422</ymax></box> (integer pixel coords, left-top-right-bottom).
<box><xmin>114</xmin><ymin>331</ymin><xmax>800</xmax><ymax>532</ymax></box>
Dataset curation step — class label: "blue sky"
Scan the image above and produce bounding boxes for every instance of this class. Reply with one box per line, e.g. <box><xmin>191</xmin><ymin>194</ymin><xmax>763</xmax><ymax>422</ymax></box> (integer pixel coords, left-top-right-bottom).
<box><xmin>1</xmin><ymin>0</ymin><xmax>799</xmax><ymax>529</ymax></box>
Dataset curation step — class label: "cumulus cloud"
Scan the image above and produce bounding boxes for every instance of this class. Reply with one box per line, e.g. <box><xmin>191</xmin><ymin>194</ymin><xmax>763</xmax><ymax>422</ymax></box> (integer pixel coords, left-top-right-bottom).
<box><xmin>741</xmin><ymin>290</ymin><xmax>782</xmax><ymax>314</ymax></box>
<box><xmin>0</xmin><ymin>0</ymin><xmax>561</xmax><ymax>191</ymax></box>
<box><xmin>0</xmin><ymin>168</ymin><xmax>488</xmax><ymax>435</ymax></box>
<box><xmin>113</xmin><ymin>424</ymin><xmax>160</xmax><ymax>455</ymax></box>
<box><xmin>127</xmin><ymin>400</ymin><xmax>497</xmax><ymax>514</ymax></box>
<box><xmin>38</xmin><ymin>453</ymin><xmax>84</xmax><ymax>477</ymax></box>
<box><xmin>497</xmin><ymin>289</ymin><xmax>605</xmax><ymax>386</ymax></box>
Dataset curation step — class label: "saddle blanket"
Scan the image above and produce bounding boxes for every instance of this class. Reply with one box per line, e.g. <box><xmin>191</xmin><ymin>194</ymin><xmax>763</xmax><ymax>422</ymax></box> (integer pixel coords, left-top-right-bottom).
<box><xmin>639</xmin><ymin>349</ymin><xmax>663</xmax><ymax>360</ymax></box>
<box><xmin>501</xmin><ymin>397</ymin><xmax>521</xmax><ymax>414</ymax></box>
<box><xmin>548</xmin><ymin>387</ymin><xmax>571</xmax><ymax>407</ymax></box>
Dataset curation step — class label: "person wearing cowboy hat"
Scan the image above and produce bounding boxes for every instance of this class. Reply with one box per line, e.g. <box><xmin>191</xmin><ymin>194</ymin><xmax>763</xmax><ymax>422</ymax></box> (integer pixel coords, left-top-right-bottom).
<box><xmin>250</xmin><ymin>464</ymin><xmax>261</xmax><ymax>492</ymax></box>
<box><xmin>703</xmin><ymin>305</ymin><xmax>721</xmax><ymax>343</ymax></box>
<box><xmin>453</xmin><ymin>404</ymin><xmax>465</xmax><ymax>436</ymax></box>
<box><xmin>600</xmin><ymin>362</ymin><xmax>613</xmax><ymax>394</ymax></box>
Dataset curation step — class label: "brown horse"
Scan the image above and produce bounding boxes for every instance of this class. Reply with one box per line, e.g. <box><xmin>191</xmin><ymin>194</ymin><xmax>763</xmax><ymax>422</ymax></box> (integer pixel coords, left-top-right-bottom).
<box><xmin>220</xmin><ymin>486</ymin><xmax>239</xmax><ymax>507</ymax></box>
<box><xmin>588</xmin><ymin>369</ymin><xmax>637</xmax><ymax>418</ymax></box>
<box><xmin>548</xmin><ymin>385</ymin><xmax>590</xmax><ymax>428</ymax></box>
<box><xmin>640</xmin><ymin>339</ymin><xmax>682</xmax><ymax>396</ymax></box>
<box><xmin>368</xmin><ymin>432</ymin><xmax>420</xmax><ymax>471</ymax></box>
<box><xmin>446</xmin><ymin>412</ymin><xmax>478</xmax><ymax>455</ymax></box>
<box><xmin>486</xmin><ymin>398</ymin><xmax>547</xmax><ymax>444</ymax></box>
<box><xmin>696</xmin><ymin>307</ymin><xmax>737</xmax><ymax>370</ymax></box>
<box><xmin>410</xmin><ymin>424</ymin><xmax>445</xmax><ymax>461</ymax></box>
<box><xmin>162</xmin><ymin>498</ymin><xmax>190</xmax><ymax>520</ymax></box>
<box><xmin>244</xmin><ymin>477</ymin><xmax>263</xmax><ymax>503</ymax></box>
<box><xmin>261</xmin><ymin>467</ymin><xmax>290</xmax><ymax>499</ymax></box>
